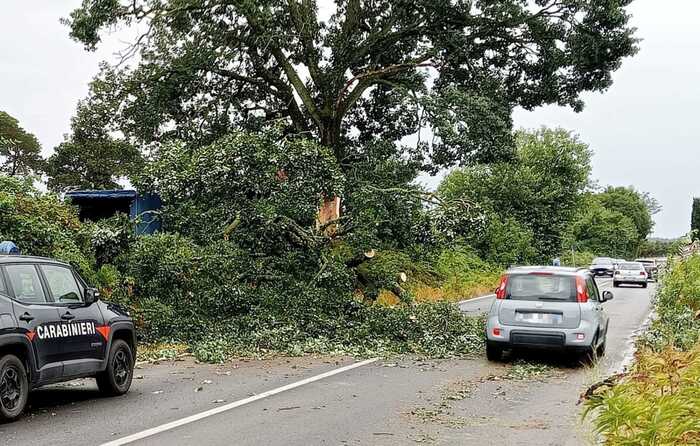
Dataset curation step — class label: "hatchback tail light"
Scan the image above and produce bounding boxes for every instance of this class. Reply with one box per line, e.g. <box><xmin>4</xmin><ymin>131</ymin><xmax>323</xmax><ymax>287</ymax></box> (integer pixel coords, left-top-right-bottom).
<box><xmin>575</xmin><ymin>276</ymin><xmax>588</xmax><ymax>303</ymax></box>
<box><xmin>640</xmin><ymin>271</ymin><xmax>647</xmax><ymax>276</ymax></box>
<box><xmin>495</xmin><ymin>275</ymin><xmax>508</xmax><ymax>299</ymax></box>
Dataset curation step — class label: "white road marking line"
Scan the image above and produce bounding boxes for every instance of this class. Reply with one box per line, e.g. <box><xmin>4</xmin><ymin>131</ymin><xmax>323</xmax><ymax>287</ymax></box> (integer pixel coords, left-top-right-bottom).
<box><xmin>100</xmin><ymin>357</ymin><xmax>379</xmax><ymax>446</ymax></box>
<box><xmin>456</xmin><ymin>293</ymin><xmax>496</xmax><ymax>307</ymax></box>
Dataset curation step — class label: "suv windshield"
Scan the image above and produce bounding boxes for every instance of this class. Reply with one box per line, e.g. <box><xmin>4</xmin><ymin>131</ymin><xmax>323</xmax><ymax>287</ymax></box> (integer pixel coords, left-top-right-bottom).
<box><xmin>506</xmin><ymin>274</ymin><xmax>576</xmax><ymax>302</ymax></box>
<box><xmin>592</xmin><ymin>257</ymin><xmax>613</xmax><ymax>265</ymax></box>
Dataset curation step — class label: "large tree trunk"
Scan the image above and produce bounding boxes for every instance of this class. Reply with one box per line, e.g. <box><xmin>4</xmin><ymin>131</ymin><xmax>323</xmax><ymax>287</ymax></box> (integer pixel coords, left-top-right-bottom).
<box><xmin>319</xmin><ymin>117</ymin><xmax>343</xmax><ymax>161</ymax></box>
<box><xmin>318</xmin><ymin>117</ymin><xmax>344</xmax><ymax>224</ymax></box>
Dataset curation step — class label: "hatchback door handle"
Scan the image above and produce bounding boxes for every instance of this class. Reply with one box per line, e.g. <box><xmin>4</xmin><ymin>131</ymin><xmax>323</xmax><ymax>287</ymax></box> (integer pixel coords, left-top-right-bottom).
<box><xmin>61</xmin><ymin>312</ymin><xmax>76</xmax><ymax>320</ymax></box>
<box><xmin>19</xmin><ymin>312</ymin><xmax>34</xmax><ymax>322</ymax></box>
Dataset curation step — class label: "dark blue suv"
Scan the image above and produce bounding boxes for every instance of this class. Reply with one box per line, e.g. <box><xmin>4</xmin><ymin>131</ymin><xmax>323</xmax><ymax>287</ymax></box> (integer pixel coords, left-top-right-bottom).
<box><xmin>0</xmin><ymin>255</ymin><xmax>136</xmax><ymax>421</ymax></box>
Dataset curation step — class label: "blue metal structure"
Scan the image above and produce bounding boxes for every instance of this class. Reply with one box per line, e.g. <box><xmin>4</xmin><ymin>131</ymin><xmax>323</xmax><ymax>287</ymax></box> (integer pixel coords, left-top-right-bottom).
<box><xmin>65</xmin><ymin>190</ymin><xmax>162</xmax><ymax>235</ymax></box>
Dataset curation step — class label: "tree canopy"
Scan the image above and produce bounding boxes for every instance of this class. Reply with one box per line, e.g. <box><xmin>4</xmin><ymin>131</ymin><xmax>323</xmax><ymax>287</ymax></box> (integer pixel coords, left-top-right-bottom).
<box><xmin>565</xmin><ymin>186</ymin><xmax>659</xmax><ymax>258</ymax></box>
<box><xmin>46</xmin><ymin>100</ymin><xmax>142</xmax><ymax>191</ymax></box>
<box><xmin>66</xmin><ymin>0</ymin><xmax>638</xmax><ymax>173</ymax></box>
<box><xmin>566</xmin><ymin>195</ymin><xmax>639</xmax><ymax>258</ymax></box>
<box><xmin>134</xmin><ymin>128</ymin><xmax>344</xmax><ymax>249</ymax></box>
<box><xmin>438</xmin><ymin>128</ymin><xmax>592</xmax><ymax>260</ymax></box>
<box><xmin>0</xmin><ymin>111</ymin><xmax>44</xmax><ymax>176</ymax></box>
<box><xmin>596</xmin><ymin>186</ymin><xmax>659</xmax><ymax>242</ymax></box>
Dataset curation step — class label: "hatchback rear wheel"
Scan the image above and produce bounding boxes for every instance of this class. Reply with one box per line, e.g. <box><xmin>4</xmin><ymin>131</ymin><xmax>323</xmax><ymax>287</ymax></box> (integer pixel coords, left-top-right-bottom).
<box><xmin>486</xmin><ymin>343</ymin><xmax>503</xmax><ymax>361</ymax></box>
<box><xmin>581</xmin><ymin>334</ymin><xmax>599</xmax><ymax>364</ymax></box>
<box><xmin>596</xmin><ymin>336</ymin><xmax>607</xmax><ymax>357</ymax></box>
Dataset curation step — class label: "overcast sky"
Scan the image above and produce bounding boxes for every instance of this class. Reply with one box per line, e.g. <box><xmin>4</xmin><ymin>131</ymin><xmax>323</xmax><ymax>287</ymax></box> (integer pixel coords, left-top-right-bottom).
<box><xmin>1</xmin><ymin>0</ymin><xmax>698</xmax><ymax>238</ymax></box>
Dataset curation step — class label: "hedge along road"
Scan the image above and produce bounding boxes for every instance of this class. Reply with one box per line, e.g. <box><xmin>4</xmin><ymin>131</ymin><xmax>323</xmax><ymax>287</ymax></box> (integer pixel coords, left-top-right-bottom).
<box><xmin>3</xmin><ymin>278</ymin><xmax>651</xmax><ymax>445</ymax></box>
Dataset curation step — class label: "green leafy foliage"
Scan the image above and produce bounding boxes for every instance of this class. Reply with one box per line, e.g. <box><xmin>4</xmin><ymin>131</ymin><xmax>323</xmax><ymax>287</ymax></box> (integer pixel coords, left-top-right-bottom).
<box><xmin>638</xmin><ymin>238</ymin><xmax>679</xmax><ymax>258</ymax></box>
<box><xmin>46</xmin><ymin>138</ymin><xmax>141</xmax><ymax>192</ymax></box>
<box><xmin>115</xmin><ymin>232</ymin><xmax>485</xmax><ymax>358</ymax></box>
<box><xmin>559</xmin><ymin>250</ymin><xmax>597</xmax><ymax>268</ymax></box>
<box><xmin>566</xmin><ymin>187</ymin><xmax>659</xmax><ymax>259</ymax></box>
<box><xmin>65</xmin><ymin>0</ymin><xmax>637</xmax><ymax>173</ymax></box>
<box><xmin>439</xmin><ymin>128</ymin><xmax>592</xmax><ymax>260</ymax></box>
<box><xmin>584</xmin><ymin>347</ymin><xmax>700</xmax><ymax>446</ymax></box>
<box><xmin>134</xmin><ymin>129</ymin><xmax>344</xmax><ymax>247</ymax></box>
<box><xmin>89</xmin><ymin>213</ymin><xmax>136</xmax><ymax>267</ymax></box>
<box><xmin>340</xmin><ymin>139</ymin><xmax>426</xmax><ymax>252</ymax></box>
<box><xmin>0</xmin><ymin>176</ymin><xmax>95</xmax><ymax>278</ymax></box>
<box><xmin>585</xmin><ymin>254</ymin><xmax>700</xmax><ymax>445</ymax></box>
<box><xmin>597</xmin><ymin>186</ymin><xmax>659</xmax><ymax>241</ymax></box>
<box><xmin>0</xmin><ymin>111</ymin><xmax>44</xmax><ymax>176</ymax></box>
<box><xmin>565</xmin><ymin>196</ymin><xmax>639</xmax><ymax>259</ymax></box>
<box><xmin>640</xmin><ymin>255</ymin><xmax>700</xmax><ymax>351</ymax></box>
<box><xmin>430</xmin><ymin>247</ymin><xmax>501</xmax><ymax>298</ymax></box>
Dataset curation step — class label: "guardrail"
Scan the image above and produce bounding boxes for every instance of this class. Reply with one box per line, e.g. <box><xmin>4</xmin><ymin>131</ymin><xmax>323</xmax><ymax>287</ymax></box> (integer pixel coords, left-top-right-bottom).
<box><xmin>679</xmin><ymin>241</ymin><xmax>700</xmax><ymax>259</ymax></box>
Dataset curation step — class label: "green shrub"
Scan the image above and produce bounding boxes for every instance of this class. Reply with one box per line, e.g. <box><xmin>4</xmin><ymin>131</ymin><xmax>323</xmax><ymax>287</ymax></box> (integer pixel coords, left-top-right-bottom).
<box><xmin>0</xmin><ymin>175</ymin><xmax>97</xmax><ymax>280</ymax></box>
<box><xmin>478</xmin><ymin>216</ymin><xmax>538</xmax><ymax>266</ymax></box>
<box><xmin>88</xmin><ymin>213</ymin><xmax>135</xmax><ymax>267</ymax></box>
<box><xmin>559</xmin><ymin>250</ymin><xmax>596</xmax><ymax>268</ymax></box>
<box><xmin>585</xmin><ymin>254</ymin><xmax>700</xmax><ymax>445</ymax></box>
<box><xmin>352</xmin><ymin>303</ymin><xmax>486</xmax><ymax>357</ymax></box>
<box><xmin>427</xmin><ymin>246</ymin><xmax>501</xmax><ymax>300</ymax></box>
<box><xmin>640</xmin><ymin>255</ymin><xmax>700</xmax><ymax>351</ymax></box>
<box><xmin>116</xmin><ymin>232</ymin><xmax>487</xmax><ymax>359</ymax></box>
<box><xmin>584</xmin><ymin>347</ymin><xmax>700</xmax><ymax>445</ymax></box>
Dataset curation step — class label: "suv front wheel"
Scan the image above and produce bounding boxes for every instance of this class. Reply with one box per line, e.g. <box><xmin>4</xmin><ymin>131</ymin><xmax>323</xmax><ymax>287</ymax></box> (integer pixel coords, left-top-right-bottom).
<box><xmin>97</xmin><ymin>339</ymin><xmax>134</xmax><ymax>396</ymax></box>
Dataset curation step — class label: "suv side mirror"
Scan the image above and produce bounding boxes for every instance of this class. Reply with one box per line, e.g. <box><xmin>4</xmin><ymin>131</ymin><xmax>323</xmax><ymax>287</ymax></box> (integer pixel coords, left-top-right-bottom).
<box><xmin>85</xmin><ymin>288</ymin><xmax>100</xmax><ymax>305</ymax></box>
<box><xmin>602</xmin><ymin>291</ymin><xmax>614</xmax><ymax>302</ymax></box>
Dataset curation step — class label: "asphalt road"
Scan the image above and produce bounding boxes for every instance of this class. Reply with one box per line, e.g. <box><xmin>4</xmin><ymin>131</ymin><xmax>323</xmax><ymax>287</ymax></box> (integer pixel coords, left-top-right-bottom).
<box><xmin>2</xmin><ymin>278</ymin><xmax>653</xmax><ymax>445</ymax></box>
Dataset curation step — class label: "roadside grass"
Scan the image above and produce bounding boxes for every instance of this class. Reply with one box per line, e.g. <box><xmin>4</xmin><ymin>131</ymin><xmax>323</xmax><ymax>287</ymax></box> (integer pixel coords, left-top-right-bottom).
<box><xmin>411</xmin><ymin>273</ymin><xmax>499</xmax><ymax>304</ymax></box>
<box><xmin>583</xmin><ymin>346</ymin><xmax>700</xmax><ymax>445</ymax></box>
<box><xmin>375</xmin><ymin>254</ymin><xmax>501</xmax><ymax>306</ymax></box>
<box><xmin>411</xmin><ymin>251</ymin><xmax>501</xmax><ymax>304</ymax></box>
<box><xmin>136</xmin><ymin>342</ymin><xmax>190</xmax><ymax>363</ymax></box>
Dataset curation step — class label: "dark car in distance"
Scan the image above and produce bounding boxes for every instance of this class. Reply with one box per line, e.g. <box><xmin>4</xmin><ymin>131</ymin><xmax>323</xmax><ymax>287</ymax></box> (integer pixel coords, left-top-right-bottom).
<box><xmin>589</xmin><ymin>257</ymin><xmax>615</xmax><ymax>277</ymax></box>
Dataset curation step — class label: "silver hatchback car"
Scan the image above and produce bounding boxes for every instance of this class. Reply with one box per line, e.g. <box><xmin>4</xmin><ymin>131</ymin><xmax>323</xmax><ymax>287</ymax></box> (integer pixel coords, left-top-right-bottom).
<box><xmin>485</xmin><ymin>266</ymin><xmax>612</xmax><ymax>361</ymax></box>
<box><xmin>613</xmin><ymin>261</ymin><xmax>648</xmax><ymax>288</ymax></box>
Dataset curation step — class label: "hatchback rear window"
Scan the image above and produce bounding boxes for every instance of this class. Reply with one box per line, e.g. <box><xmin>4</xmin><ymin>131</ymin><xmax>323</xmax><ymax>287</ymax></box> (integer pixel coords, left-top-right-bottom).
<box><xmin>619</xmin><ymin>263</ymin><xmax>643</xmax><ymax>270</ymax></box>
<box><xmin>506</xmin><ymin>274</ymin><xmax>576</xmax><ymax>302</ymax></box>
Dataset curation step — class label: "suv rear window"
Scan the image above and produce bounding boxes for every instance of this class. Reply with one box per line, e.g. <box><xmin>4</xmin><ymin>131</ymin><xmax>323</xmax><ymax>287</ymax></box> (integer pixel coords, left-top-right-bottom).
<box><xmin>5</xmin><ymin>264</ymin><xmax>47</xmax><ymax>303</ymax></box>
<box><xmin>506</xmin><ymin>274</ymin><xmax>576</xmax><ymax>302</ymax></box>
